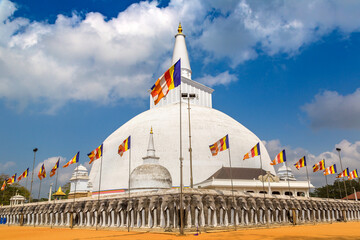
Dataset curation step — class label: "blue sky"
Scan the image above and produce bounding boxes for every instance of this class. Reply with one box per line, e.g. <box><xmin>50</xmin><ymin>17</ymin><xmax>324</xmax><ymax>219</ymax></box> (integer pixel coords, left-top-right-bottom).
<box><xmin>1</xmin><ymin>0</ymin><xmax>360</xmax><ymax>196</ymax></box>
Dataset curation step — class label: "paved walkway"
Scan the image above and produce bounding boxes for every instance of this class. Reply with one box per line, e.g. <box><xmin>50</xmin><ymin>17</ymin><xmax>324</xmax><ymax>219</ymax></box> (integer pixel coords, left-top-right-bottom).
<box><xmin>1</xmin><ymin>222</ymin><xmax>359</xmax><ymax>240</ymax></box>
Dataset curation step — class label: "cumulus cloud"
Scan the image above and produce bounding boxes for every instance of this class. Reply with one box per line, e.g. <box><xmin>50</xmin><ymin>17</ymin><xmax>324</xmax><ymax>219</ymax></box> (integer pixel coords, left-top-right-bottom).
<box><xmin>301</xmin><ymin>89</ymin><xmax>360</xmax><ymax>129</ymax></box>
<box><xmin>0</xmin><ymin>161</ymin><xmax>16</xmax><ymax>172</ymax></box>
<box><xmin>0</xmin><ymin>0</ymin><xmax>184</xmax><ymax>113</ymax></box>
<box><xmin>264</xmin><ymin>139</ymin><xmax>360</xmax><ymax>188</ymax></box>
<box><xmin>197</xmin><ymin>71</ymin><xmax>238</xmax><ymax>87</ymax></box>
<box><xmin>195</xmin><ymin>0</ymin><xmax>360</xmax><ymax>66</ymax></box>
<box><xmin>21</xmin><ymin>156</ymin><xmax>73</xmax><ymax>198</ymax></box>
<box><xmin>1</xmin><ymin>0</ymin><xmax>360</xmax><ymax>112</ymax></box>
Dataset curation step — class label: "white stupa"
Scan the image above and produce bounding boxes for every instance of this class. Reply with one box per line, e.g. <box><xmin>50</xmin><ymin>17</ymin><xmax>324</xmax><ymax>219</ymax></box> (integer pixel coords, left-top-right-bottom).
<box><xmin>88</xmin><ymin>24</ymin><xmax>313</xmax><ymax>197</ymax></box>
<box><xmin>130</xmin><ymin>128</ymin><xmax>172</xmax><ymax>192</ymax></box>
<box><xmin>69</xmin><ymin>164</ymin><xmax>91</xmax><ymax>198</ymax></box>
<box><xmin>277</xmin><ymin>163</ymin><xmax>296</xmax><ymax>181</ymax></box>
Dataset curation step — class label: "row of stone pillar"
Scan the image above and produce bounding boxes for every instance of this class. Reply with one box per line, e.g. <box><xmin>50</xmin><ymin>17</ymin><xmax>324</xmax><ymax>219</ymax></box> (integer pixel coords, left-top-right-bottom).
<box><xmin>1</xmin><ymin>194</ymin><xmax>359</xmax><ymax>229</ymax></box>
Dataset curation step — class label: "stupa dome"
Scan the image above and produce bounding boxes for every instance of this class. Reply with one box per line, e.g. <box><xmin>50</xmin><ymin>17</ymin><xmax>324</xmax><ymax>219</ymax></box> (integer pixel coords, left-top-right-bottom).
<box><xmin>89</xmin><ymin>103</ymin><xmax>275</xmax><ymax>194</ymax></box>
<box><xmin>88</xmin><ymin>24</ymin><xmax>276</xmax><ymax>195</ymax></box>
<box><xmin>129</xmin><ymin>128</ymin><xmax>172</xmax><ymax>191</ymax></box>
<box><xmin>130</xmin><ymin>164</ymin><xmax>172</xmax><ymax>191</ymax></box>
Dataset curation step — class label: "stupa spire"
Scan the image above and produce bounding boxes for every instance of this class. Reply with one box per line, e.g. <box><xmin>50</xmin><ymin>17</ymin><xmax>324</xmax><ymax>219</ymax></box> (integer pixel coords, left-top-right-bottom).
<box><xmin>172</xmin><ymin>23</ymin><xmax>192</xmax><ymax>79</ymax></box>
<box><xmin>178</xmin><ymin>22</ymin><xmax>183</xmax><ymax>34</ymax></box>
<box><xmin>147</xmin><ymin>127</ymin><xmax>155</xmax><ymax>157</ymax></box>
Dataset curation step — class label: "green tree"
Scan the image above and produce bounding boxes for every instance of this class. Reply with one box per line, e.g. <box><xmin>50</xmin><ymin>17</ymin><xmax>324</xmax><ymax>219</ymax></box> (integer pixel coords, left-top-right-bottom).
<box><xmin>313</xmin><ymin>178</ymin><xmax>360</xmax><ymax>199</ymax></box>
<box><xmin>0</xmin><ymin>174</ymin><xmax>30</xmax><ymax>206</ymax></box>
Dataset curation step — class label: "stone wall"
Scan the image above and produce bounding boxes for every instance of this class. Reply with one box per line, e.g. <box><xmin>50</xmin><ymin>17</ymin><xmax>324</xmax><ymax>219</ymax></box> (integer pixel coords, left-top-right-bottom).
<box><xmin>0</xmin><ymin>188</ymin><xmax>358</xmax><ymax>230</ymax></box>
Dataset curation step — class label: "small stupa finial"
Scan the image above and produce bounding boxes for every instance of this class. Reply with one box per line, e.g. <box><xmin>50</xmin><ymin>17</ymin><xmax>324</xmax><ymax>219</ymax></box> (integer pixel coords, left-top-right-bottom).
<box><xmin>143</xmin><ymin>126</ymin><xmax>158</xmax><ymax>162</ymax></box>
<box><xmin>178</xmin><ymin>22</ymin><xmax>182</xmax><ymax>34</ymax></box>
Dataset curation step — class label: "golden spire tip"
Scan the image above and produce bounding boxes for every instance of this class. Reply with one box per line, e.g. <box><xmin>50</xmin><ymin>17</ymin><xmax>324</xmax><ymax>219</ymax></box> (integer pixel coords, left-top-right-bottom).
<box><xmin>178</xmin><ymin>22</ymin><xmax>182</xmax><ymax>34</ymax></box>
<box><xmin>150</xmin><ymin>127</ymin><xmax>153</xmax><ymax>134</ymax></box>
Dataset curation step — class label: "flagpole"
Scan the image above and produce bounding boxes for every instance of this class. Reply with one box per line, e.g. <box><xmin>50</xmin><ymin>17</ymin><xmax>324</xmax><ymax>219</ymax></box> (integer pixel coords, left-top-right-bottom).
<box><xmin>227</xmin><ymin>136</ymin><xmax>236</xmax><ymax>230</ymax></box>
<box><xmin>336</xmin><ymin>149</ymin><xmax>348</xmax><ymax>200</ymax></box>
<box><xmin>51</xmin><ymin>163</ymin><xmax>59</xmax><ymax>229</ymax></box>
<box><xmin>337</xmin><ymin>180</ymin><xmax>343</xmax><ymax>199</ymax></box>
<box><xmin>30</xmin><ymin>148</ymin><xmax>38</xmax><ymax>203</ymax></box>
<box><xmin>324</xmin><ymin>173</ymin><xmax>329</xmax><ymax>199</ymax></box>
<box><xmin>284</xmin><ymin>161</ymin><xmax>292</xmax><ymax>197</ymax></box>
<box><xmin>1</xmin><ymin>188</ymin><xmax>5</xmax><ymax>207</ymax></box>
<box><xmin>187</xmin><ymin>96</ymin><xmax>194</xmax><ymax>188</ymax></box>
<box><xmin>96</xmin><ymin>154</ymin><xmax>103</xmax><ymax>231</ymax></box>
<box><xmin>1</xmin><ymin>186</ymin><xmax>4</xmax><ymax>205</ymax></box>
<box><xmin>54</xmin><ymin>164</ymin><xmax>59</xmax><ymax>203</ymax></box>
<box><xmin>25</xmin><ymin>173</ymin><xmax>29</xmax><ymax>195</ymax></box>
<box><xmin>71</xmin><ymin>161</ymin><xmax>79</xmax><ymax>229</ymax></box>
<box><xmin>259</xmin><ymin>154</ymin><xmax>266</xmax><ymax>199</ymax></box>
<box><xmin>305</xmin><ymin>159</ymin><xmax>311</xmax><ymax>198</ymax></box>
<box><xmin>8</xmin><ymin>193</ymin><xmax>12</xmax><ymax>227</ymax></box>
<box><xmin>127</xmin><ymin>146</ymin><xmax>131</xmax><ymax>232</ymax></box>
<box><xmin>179</xmin><ymin>78</ymin><xmax>184</xmax><ymax>235</ymax></box>
<box><xmin>35</xmin><ymin>178</ymin><xmax>42</xmax><ymax>227</ymax></box>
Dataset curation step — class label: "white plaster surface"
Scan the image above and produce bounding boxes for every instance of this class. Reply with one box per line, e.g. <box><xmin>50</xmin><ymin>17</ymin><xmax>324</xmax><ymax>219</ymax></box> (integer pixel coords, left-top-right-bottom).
<box><xmin>89</xmin><ymin>102</ymin><xmax>275</xmax><ymax>194</ymax></box>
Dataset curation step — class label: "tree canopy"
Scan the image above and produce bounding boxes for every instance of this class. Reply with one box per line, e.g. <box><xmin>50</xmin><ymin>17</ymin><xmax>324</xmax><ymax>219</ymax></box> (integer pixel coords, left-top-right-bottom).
<box><xmin>313</xmin><ymin>178</ymin><xmax>360</xmax><ymax>199</ymax></box>
<box><xmin>0</xmin><ymin>174</ymin><xmax>30</xmax><ymax>206</ymax></box>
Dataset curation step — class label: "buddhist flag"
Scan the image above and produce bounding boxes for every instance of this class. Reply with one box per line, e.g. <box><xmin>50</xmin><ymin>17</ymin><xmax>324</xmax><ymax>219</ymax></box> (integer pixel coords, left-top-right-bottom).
<box><xmin>1</xmin><ymin>181</ymin><xmax>5</xmax><ymax>191</ymax></box>
<box><xmin>294</xmin><ymin>156</ymin><xmax>306</xmax><ymax>170</ymax></box>
<box><xmin>7</xmin><ymin>174</ymin><xmax>16</xmax><ymax>185</ymax></box>
<box><xmin>270</xmin><ymin>150</ymin><xmax>286</xmax><ymax>165</ymax></box>
<box><xmin>38</xmin><ymin>164</ymin><xmax>46</xmax><ymax>180</ymax></box>
<box><xmin>336</xmin><ymin>168</ymin><xmax>349</xmax><ymax>178</ymax></box>
<box><xmin>63</xmin><ymin>152</ymin><xmax>79</xmax><ymax>168</ymax></box>
<box><xmin>88</xmin><ymin>144</ymin><xmax>103</xmax><ymax>164</ymax></box>
<box><xmin>50</xmin><ymin>159</ymin><xmax>60</xmax><ymax>177</ymax></box>
<box><xmin>150</xmin><ymin>59</ymin><xmax>181</xmax><ymax>105</ymax></box>
<box><xmin>209</xmin><ymin>135</ymin><xmax>229</xmax><ymax>156</ymax></box>
<box><xmin>313</xmin><ymin>159</ymin><xmax>325</xmax><ymax>172</ymax></box>
<box><xmin>243</xmin><ymin>143</ymin><xmax>261</xmax><ymax>160</ymax></box>
<box><xmin>118</xmin><ymin>136</ymin><xmax>131</xmax><ymax>157</ymax></box>
<box><xmin>17</xmin><ymin>168</ymin><xmax>29</xmax><ymax>182</ymax></box>
<box><xmin>324</xmin><ymin>164</ymin><xmax>337</xmax><ymax>176</ymax></box>
<box><xmin>348</xmin><ymin>169</ymin><xmax>359</xmax><ymax>180</ymax></box>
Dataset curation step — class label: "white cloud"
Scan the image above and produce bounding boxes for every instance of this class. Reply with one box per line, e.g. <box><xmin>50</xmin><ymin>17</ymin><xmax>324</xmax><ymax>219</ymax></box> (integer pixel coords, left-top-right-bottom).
<box><xmin>0</xmin><ymin>161</ymin><xmax>16</xmax><ymax>172</ymax></box>
<box><xmin>22</xmin><ymin>156</ymin><xmax>74</xmax><ymax>198</ymax></box>
<box><xmin>301</xmin><ymin>89</ymin><xmax>360</xmax><ymax>129</ymax></box>
<box><xmin>1</xmin><ymin>0</ymin><xmax>360</xmax><ymax>112</ymax></box>
<box><xmin>194</xmin><ymin>0</ymin><xmax>360</xmax><ymax>66</ymax></box>
<box><xmin>196</xmin><ymin>71</ymin><xmax>238</xmax><ymax>87</ymax></box>
<box><xmin>0</xmin><ymin>0</ymin><xmax>185</xmax><ymax>113</ymax></box>
<box><xmin>264</xmin><ymin>139</ymin><xmax>360</xmax><ymax>188</ymax></box>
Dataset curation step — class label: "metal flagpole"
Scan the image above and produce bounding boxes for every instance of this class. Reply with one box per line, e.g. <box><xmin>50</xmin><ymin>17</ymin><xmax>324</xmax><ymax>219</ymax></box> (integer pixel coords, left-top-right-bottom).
<box><xmin>227</xmin><ymin>136</ymin><xmax>236</xmax><ymax>230</ymax></box>
<box><xmin>127</xmin><ymin>146</ymin><xmax>131</xmax><ymax>232</ymax></box>
<box><xmin>30</xmin><ymin>148</ymin><xmax>38</xmax><ymax>203</ymax></box>
<box><xmin>187</xmin><ymin>96</ymin><xmax>194</xmax><ymax>188</ymax></box>
<box><xmin>8</xmin><ymin>194</ymin><xmax>12</xmax><ymax>227</ymax></box>
<box><xmin>324</xmin><ymin>173</ymin><xmax>330</xmax><ymax>199</ymax></box>
<box><xmin>35</xmin><ymin>178</ymin><xmax>42</xmax><ymax>227</ymax></box>
<box><xmin>305</xmin><ymin>159</ymin><xmax>311</xmax><ymax>198</ymax></box>
<box><xmin>1</xmin><ymin>186</ymin><xmax>5</xmax><ymax>205</ymax></box>
<box><xmin>337</xmin><ymin>181</ymin><xmax>343</xmax><ymax>199</ymax></box>
<box><xmin>259</xmin><ymin>154</ymin><xmax>266</xmax><ymax>199</ymax></box>
<box><xmin>71</xmin><ymin>161</ymin><xmax>79</xmax><ymax>229</ymax></box>
<box><xmin>336</xmin><ymin>149</ymin><xmax>348</xmax><ymax>200</ymax></box>
<box><xmin>54</xmin><ymin>163</ymin><xmax>60</xmax><ymax>203</ymax></box>
<box><xmin>179</xmin><ymin>73</ymin><xmax>184</xmax><ymax>235</ymax></box>
<box><xmin>25</xmin><ymin>173</ymin><xmax>29</xmax><ymax>195</ymax></box>
<box><xmin>96</xmin><ymin>154</ymin><xmax>103</xmax><ymax>230</ymax></box>
<box><xmin>284</xmin><ymin>161</ymin><xmax>292</xmax><ymax>197</ymax></box>
<box><xmin>51</xmin><ymin>162</ymin><xmax>60</xmax><ymax>229</ymax></box>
